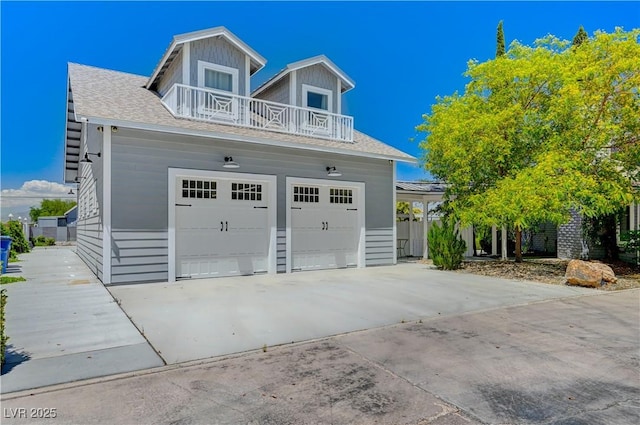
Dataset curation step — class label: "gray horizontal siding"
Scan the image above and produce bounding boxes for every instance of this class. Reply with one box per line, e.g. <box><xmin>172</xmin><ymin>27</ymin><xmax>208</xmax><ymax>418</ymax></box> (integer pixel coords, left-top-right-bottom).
<box><xmin>111</xmin><ymin>230</ymin><xmax>168</xmax><ymax>284</ymax></box>
<box><xmin>110</xmin><ymin>127</ymin><xmax>394</xmax><ymax>283</ymax></box>
<box><xmin>366</xmin><ymin>228</ymin><xmax>394</xmax><ymax>266</ymax></box>
<box><xmin>190</xmin><ymin>37</ymin><xmax>247</xmax><ymax>96</ymax></box>
<box><xmin>297</xmin><ymin>64</ymin><xmax>339</xmax><ymax>112</ymax></box>
<box><xmin>157</xmin><ymin>49</ymin><xmax>183</xmax><ymax>97</ymax></box>
<box><xmin>77</xmin><ymin>215</ymin><xmax>103</xmax><ymax>280</ymax></box>
<box><xmin>255</xmin><ymin>75</ymin><xmax>290</xmax><ymax>105</ymax></box>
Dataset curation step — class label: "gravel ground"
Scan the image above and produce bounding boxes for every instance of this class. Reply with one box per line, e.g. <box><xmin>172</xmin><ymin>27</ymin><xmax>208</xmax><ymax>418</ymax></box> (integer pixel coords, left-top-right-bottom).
<box><xmin>453</xmin><ymin>258</ymin><xmax>640</xmax><ymax>290</ymax></box>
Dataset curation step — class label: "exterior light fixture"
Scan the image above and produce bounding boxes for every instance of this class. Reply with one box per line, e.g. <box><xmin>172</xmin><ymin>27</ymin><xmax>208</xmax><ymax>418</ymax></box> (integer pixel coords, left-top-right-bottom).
<box><xmin>8</xmin><ymin>213</ymin><xmax>13</xmax><ymax>221</ymax></box>
<box><xmin>80</xmin><ymin>152</ymin><xmax>101</xmax><ymax>163</ymax></box>
<box><xmin>326</xmin><ymin>166</ymin><xmax>342</xmax><ymax>177</ymax></box>
<box><xmin>223</xmin><ymin>156</ymin><xmax>239</xmax><ymax>169</ymax></box>
<box><xmin>68</xmin><ymin>188</ymin><xmax>75</xmax><ymax>195</ymax></box>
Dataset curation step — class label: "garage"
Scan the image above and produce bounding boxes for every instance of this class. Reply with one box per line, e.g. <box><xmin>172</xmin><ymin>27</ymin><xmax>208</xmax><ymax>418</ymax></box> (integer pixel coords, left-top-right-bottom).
<box><xmin>287</xmin><ymin>177</ymin><xmax>365</xmax><ymax>272</ymax></box>
<box><xmin>169</xmin><ymin>169</ymin><xmax>277</xmax><ymax>280</ymax></box>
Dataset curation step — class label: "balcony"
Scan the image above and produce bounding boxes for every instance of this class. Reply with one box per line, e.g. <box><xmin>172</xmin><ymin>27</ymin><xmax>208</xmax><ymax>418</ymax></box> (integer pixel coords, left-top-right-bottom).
<box><xmin>162</xmin><ymin>84</ymin><xmax>354</xmax><ymax>143</ymax></box>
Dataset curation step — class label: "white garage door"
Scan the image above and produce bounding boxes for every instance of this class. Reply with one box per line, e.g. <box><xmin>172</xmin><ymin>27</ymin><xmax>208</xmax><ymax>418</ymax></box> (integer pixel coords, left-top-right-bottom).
<box><xmin>290</xmin><ymin>181</ymin><xmax>363</xmax><ymax>271</ymax></box>
<box><xmin>175</xmin><ymin>173</ymin><xmax>273</xmax><ymax>279</ymax></box>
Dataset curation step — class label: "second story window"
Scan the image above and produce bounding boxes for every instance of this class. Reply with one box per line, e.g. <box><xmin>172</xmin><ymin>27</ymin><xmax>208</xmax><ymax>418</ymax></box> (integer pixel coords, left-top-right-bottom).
<box><xmin>302</xmin><ymin>84</ymin><xmax>332</xmax><ymax>112</ymax></box>
<box><xmin>197</xmin><ymin>61</ymin><xmax>239</xmax><ymax>94</ymax></box>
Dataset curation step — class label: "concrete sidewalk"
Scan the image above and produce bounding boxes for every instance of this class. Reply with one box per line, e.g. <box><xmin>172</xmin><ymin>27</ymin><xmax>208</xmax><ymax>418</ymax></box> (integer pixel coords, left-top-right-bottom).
<box><xmin>109</xmin><ymin>263</ymin><xmax>592</xmax><ymax>364</ymax></box>
<box><xmin>2</xmin><ymin>290</ymin><xmax>637</xmax><ymax>424</ymax></box>
<box><xmin>0</xmin><ymin>247</ymin><xmax>163</xmax><ymax>393</ymax></box>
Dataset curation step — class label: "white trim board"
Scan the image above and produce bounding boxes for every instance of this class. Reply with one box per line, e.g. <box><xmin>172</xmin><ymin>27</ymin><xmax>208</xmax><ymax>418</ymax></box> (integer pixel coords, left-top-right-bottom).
<box><xmin>168</xmin><ymin>168</ymin><xmax>277</xmax><ymax>283</ymax></box>
<box><xmin>77</xmin><ymin>115</ymin><xmax>418</xmax><ymax>164</ymax></box>
<box><xmin>102</xmin><ymin>127</ymin><xmax>112</xmax><ymax>284</ymax></box>
<box><xmin>197</xmin><ymin>60</ymin><xmax>239</xmax><ymax>94</ymax></box>
<box><xmin>302</xmin><ymin>84</ymin><xmax>333</xmax><ymax>113</ymax></box>
<box><xmin>285</xmin><ymin>176</ymin><xmax>365</xmax><ymax>273</ymax></box>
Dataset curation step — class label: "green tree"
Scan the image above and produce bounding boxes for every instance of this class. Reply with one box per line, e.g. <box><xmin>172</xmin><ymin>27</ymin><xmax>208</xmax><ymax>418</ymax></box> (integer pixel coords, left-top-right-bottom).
<box><xmin>1</xmin><ymin>220</ymin><xmax>30</xmax><ymax>260</ymax></box>
<box><xmin>496</xmin><ymin>21</ymin><xmax>506</xmax><ymax>57</ymax></box>
<box><xmin>418</xmin><ymin>28</ymin><xmax>640</xmax><ymax>262</ymax></box>
<box><xmin>396</xmin><ymin>202</ymin><xmax>423</xmax><ymax>220</ymax></box>
<box><xmin>572</xmin><ymin>25</ymin><xmax>588</xmax><ymax>47</ymax></box>
<box><xmin>29</xmin><ymin>199</ymin><xmax>76</xmax><ymax>222</ymax></box>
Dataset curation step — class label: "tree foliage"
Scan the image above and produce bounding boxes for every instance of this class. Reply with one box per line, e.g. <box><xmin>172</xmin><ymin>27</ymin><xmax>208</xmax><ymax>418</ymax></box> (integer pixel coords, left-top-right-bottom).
<box><xmin>418</xmin><ymin>28</ymin><xmax>640</xmax><ymax>262</ymax></box>
<box><xmin>396</xmin><ymin>201</ymin><xmax>423</xmax><ymax>219</ymax></box>
<box><xmin>29</xmin><ymin>199</ymin><xmax>77</xmax><ymax>222</ymax></box>
<box><xmin>1</xmin><ymin>220</ymin><xmax>30</xmax><ymax>259</ymax></box>
<box><xmin>496</xmin><ymin>21</ymin><xmax>506</xmax><ymax>57</ymax></box>
<box><xmin>572</xmin><ymin>25</ymin><xmax>588</xmax><ymax>47</ymax></box>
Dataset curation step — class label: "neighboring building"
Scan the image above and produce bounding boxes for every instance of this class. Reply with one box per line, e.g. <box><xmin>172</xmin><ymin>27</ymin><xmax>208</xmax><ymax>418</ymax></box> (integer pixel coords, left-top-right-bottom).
<box><xmin>32</xmin><ymin>216</ymin><xmax>68</xmax><ymax>242</ymax></box>
<box><xmin>558</xmin><ymin>204</ymin><xmax>639</xmax><ymax>263</ymax></box>
<box><xmin>64</xmin><ymin>27</ymin><xmax>415</xmax><ymax>284</ymax></box>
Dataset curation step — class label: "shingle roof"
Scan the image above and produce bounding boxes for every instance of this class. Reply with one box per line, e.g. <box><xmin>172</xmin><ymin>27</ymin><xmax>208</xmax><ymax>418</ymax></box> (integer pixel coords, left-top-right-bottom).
<box><xmin>68</xmin><ymin>63</ymin><xmax>415</xmax><ymax>163</ymax></box>
<box><xmin>396</xmin><ymin>181</ymin><xmax>448</xmax><ymax>193</ymax></box>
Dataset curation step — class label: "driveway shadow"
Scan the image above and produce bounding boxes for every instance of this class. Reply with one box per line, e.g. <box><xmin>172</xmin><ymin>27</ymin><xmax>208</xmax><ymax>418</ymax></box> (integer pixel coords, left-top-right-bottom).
<box><xmin>1</xmin><ymin>345</ymin><xmax>31</xmax><ymax>374</ymax></box>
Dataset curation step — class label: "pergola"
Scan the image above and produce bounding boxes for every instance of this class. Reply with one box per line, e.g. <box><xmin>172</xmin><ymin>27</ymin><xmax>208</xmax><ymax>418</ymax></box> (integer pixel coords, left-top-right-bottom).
<box><xmin>395</xmin><ymin>181</ymin><xmax>505</xmax><ymax>259</ymax></box>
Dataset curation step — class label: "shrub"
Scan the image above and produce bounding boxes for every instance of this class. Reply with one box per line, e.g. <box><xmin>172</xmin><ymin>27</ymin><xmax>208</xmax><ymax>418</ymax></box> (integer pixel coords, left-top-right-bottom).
<box><xmin>428</xmin><ymin>219</ymin><xmax>467</xmax><ymax>270</ymax></box>
<box><xmin>0</xmin><ymin>221</ymin><xmax>30</xmax><ymax>261</ymax></box>
<box><xmin>34</xmin><ymin>236</ymin><xmax>56</xmax><ymax>246</ymax></box>
<box><xmin>1</xmin><ymin>289</ymin><xmax>7</xmax><ymax>367</ymax></box>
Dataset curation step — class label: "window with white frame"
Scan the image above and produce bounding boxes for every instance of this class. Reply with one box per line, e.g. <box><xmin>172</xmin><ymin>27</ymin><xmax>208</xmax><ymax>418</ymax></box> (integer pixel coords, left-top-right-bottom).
<box><xmin>197</xmin><ymin>61</ymin><xmax>239</xmax><ymax>94</ymax></box>
<box><xmin>302</xmin><ymin>84</ymin><xmax>332</xmax><ymax>112</ymax></box>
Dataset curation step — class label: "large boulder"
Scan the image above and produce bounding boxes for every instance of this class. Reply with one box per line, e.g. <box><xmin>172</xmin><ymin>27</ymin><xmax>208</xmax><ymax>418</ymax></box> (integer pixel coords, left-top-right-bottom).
<box><xmin>565</xmin><ymin>260</ymin><xmax>617</xmax><ymax>288</ymax></box>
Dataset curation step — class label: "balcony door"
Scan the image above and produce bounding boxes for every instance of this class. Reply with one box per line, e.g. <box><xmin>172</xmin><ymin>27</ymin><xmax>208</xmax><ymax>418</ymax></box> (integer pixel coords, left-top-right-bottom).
<box><xmin>196</xmin><ymin>61</ymin><xmax>239</xmax><ymax>121</ymax></box>
<box><xmin>301</xmin><ymin>84</ymin><xmax>332</xmax><ymax>136</ymax></box>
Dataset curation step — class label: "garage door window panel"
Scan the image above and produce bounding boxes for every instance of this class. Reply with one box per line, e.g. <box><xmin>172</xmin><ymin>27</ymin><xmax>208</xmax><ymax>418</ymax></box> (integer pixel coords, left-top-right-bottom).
<box><xmin>293</xmin><ymin>185</ymin><xmax>320</xmax><ymax>203</ymax></box>
<box><xmin>182</xmin><ymin>179</ymin><xmax>217</xmax><ymax>199</ymax></box>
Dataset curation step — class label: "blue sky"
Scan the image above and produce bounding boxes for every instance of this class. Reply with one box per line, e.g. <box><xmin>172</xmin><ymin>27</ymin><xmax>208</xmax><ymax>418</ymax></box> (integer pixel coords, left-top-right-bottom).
<box><xmin>1</xmin><ymin>1</ymin><xmax>638</xmax><ymax>216</ymax></box>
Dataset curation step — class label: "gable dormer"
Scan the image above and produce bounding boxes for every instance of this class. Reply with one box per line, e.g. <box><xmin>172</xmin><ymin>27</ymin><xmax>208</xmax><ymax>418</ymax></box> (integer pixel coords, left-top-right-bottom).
<box><xmin>252</xmin><ymin>55</ymin><xmax>355</xmax><ymax>115</ymax></box>
<box><xmin>147</xmin><ymin>27</ymin><xmax>266</xmax><ymax>98</ymax></box>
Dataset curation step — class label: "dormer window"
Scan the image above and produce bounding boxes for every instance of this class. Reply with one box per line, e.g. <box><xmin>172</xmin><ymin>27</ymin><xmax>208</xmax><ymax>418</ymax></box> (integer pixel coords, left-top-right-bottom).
<box><xmin>302</xmin><ymin>84</ymin><xmax>332</xmax><ymax>112</ymax></box>
<box><xmin>197</xmin><ymin>61</ymin><xmax>239</xmax><ymax>94</ymax></box>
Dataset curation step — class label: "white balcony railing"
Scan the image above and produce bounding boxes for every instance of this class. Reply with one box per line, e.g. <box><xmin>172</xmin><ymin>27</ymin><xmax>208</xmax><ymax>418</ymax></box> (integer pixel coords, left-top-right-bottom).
<box><xmin>162</xmin><ymin>84</ymin><xmax>354</xmax><ymax>143</ymax></box>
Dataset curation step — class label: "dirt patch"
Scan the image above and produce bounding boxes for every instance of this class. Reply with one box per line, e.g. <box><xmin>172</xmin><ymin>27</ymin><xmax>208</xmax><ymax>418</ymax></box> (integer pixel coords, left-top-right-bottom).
<box><xmin>440</xmin><ymin>258</ymin><xmax>640</xmax><ymax>291</ymax></box>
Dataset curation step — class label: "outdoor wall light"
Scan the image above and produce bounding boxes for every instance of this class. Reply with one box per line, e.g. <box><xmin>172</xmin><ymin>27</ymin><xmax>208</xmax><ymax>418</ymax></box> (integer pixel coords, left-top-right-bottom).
<box><xmin>223</xmin><ymin>156</ymin><xmax>240</xmax><ymax>169</ymax></box>
<box><xmin>80</xmin><ymin>152</ymin><xmax>102</xmax><ymax>163</ymax></box>
<box><xmin>326</xmin><ymin>166</ymin><xmax>342</xmax><ymax>177</ymax></box>
<box><xmin>68</xmin><ymin>188</ymin><xmax>75</xmax><ymax>195</ymax></box>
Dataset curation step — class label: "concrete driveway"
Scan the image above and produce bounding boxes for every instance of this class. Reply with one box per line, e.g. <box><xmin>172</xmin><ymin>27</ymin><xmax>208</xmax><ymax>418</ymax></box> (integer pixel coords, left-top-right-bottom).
<box><xmin>109</xmin><ymin>263</ymin><xmax>592</xmax><ymax>364</ymax></box>
<box><xmin>1</xmin><ymin>247</ymin><xmax>164</xmax><ymax>393</ymax></box>
<box><xmin>2</xmin><ymin>290</ymin><xmax>637</xmax><ymax>424</ymax></box>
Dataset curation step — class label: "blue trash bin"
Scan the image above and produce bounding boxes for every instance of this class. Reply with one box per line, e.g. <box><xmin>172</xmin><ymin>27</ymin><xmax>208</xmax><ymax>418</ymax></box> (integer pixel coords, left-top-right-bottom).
<box><xmin>1</xmin><ymin>236</ymin><xmax>12</xmax><ymax>274</ymax></box>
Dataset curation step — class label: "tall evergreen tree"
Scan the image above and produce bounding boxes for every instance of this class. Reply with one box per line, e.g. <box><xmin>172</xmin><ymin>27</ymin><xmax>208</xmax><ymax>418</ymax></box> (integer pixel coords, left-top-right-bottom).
<box><xmin>496</xmin><ymin>21</ymin><xmax>506</xmax><ymax>57</ymax></box>
<box><xmin>572</xmin><ymin>25</ymin><xmax>588</xmax><ymax>46</ymax></box>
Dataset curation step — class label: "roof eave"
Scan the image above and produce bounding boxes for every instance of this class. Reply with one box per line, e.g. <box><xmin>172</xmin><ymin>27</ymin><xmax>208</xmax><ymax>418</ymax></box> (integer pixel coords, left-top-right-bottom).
<box><xmin>75</xmin><ymin>114</ymin><xmax>417</xmax><ymax>164</ymax></box>
<box><xmin>252</xmin><ymin>56</ymin><xmax>355</xmax><ymax>98</ymax></box>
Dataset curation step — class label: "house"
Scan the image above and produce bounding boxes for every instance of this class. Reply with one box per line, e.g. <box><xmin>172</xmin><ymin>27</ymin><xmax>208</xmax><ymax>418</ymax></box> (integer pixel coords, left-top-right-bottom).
<box><xmin>64</xmin><ymin>27</ymin><xmax>416</xmax><ymax>284</ymax></box>
<box><xmin>32</xmin><ymin>206</ymin><xmax>77</xmax><ymax>243</ymax></box>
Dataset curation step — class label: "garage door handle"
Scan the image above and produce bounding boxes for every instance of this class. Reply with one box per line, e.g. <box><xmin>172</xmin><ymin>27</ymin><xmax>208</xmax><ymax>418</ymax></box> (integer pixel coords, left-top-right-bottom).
<box><xmin>322</xmin><ymin>222</ymin><xmax>326</xmax><ymax>230</ymax></box>
<box><xmin>347</xmin><ymin>208</ymin><xmax>357</xmax><ymax>211</ymax></box>
<box><xmin>254</xmin><ymin>206</ymin><xmax>268</xmax><ymax>209</ymax></box>
<box><xmin>326</xmin><ymin>222</ymin><xmax>329</xmax><ymax>230</ymax></box>
<box><xmin>175</xmin><ymin>203</ymin><xmax>192</xmax><ymax>207</ymax></box>
<box><xmin>225</xmin><ymin>221</ymin><xmax>228</xmax><ymax>232</ymax></box>
<box><xmin>220</xmin><ymin>221</ymin><xmax>224</xmax><ymax>231</ymax></box>
<box><xmin>291</xmin><ymin>207</ymin><xmax>302</xmax><ymax>210</ymax></box>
